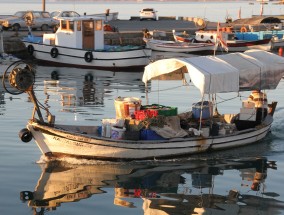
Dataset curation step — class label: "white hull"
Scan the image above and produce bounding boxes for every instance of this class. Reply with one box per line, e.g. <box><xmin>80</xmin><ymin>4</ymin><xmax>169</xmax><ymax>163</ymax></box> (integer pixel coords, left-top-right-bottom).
<box><xmin>225</xmin><ymin>41</ymin><xmax>272</xmax><ymax>52</ymax></box>
<box><xmin>145</xmin><ymin>39</ymin><xmax>215</xmax><ymax>53</ymax></box>
<box><xmin>27</xmin><ymin>117</ymin><xmax>272</xmax><ymax>161</ymax></box>
<box><xmin>23</xmin><ymin>42</ymin><xmax>152</xmax><ymax>70</ymax></box>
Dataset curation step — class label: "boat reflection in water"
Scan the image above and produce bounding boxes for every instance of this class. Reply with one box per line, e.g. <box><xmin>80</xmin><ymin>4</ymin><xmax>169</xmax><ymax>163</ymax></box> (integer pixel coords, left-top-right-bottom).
<box><xmin>33</xmin><ymin>65</ymin><xmax>146</xmax><ymax>115</ymax></box>
<box><xmin>20</xmin><ymin>157</ymin><xmax>283</xmax><ymax>214</ymax></box>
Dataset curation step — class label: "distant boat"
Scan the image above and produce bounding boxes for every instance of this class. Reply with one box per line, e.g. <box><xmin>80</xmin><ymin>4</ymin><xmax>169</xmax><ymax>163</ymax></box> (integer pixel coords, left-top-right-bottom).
<box><xmin>194</xmin><ymin>30</ymin><xmax>271</xmax><ymax>52</ymax></box>
<box><xmin>143</xmin><ymin>37</ymin><xmax>215</xmax><ymax>53</ymax></box>
<box><xmin>22</xmin><ymin>16</ymin><xmax>151</xmax><ymax>71</ymax></box>
<box><xmin>172</xmin><ymin>30</ymin><xmax>195</xmax><ymax>43</ymax></box>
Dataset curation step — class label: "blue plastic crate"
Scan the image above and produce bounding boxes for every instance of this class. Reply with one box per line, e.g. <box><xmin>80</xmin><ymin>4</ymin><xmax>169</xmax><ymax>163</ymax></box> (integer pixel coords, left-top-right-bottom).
<box><xmin>140</xmin><ymin>129</ymin><xmax>165</xmax><ymax>140</ymax></box>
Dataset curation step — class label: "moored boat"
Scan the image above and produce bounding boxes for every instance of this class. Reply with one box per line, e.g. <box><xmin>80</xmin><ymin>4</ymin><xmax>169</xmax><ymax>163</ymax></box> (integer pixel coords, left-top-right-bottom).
<box><xmin>194</xmin><ymin>30</ymin><xmax>271</xmax><ymax>52</ymax></box>
<box><xmin>3</xmin><ymin>50</ymin><xmax>284</xmax><ymax>161</ymax></box>
<box><xmin>172</xmin><ymin>29</ymin><xmax>194</xmax><ymax>43</ymax></box>
<box><xmin>22</xmin><ymin>16</ymin><xmax>151</xmax><ymax>71</ymax></box>
<box><xmin>143</xmin><ymin>37</ymin><xmax>215</xmax><ymax>53</ymax></box>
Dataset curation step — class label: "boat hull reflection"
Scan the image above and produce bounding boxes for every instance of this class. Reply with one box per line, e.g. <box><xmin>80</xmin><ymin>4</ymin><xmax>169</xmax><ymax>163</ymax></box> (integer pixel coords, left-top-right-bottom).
<box><xmin>20</xmin><ymin>157</ymin><xmax>283</xmax><ymax>214</ymax></box>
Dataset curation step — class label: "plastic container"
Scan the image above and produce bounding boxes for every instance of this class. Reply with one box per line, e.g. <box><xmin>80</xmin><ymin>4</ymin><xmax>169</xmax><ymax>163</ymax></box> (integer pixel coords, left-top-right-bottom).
<box><xmin>210</xmin><ymin>123</ymin><xmax>219</xmax><ymax>136</ymax></box>
<box><xmin>141</xmin><ymin>104</ymin><xmax>177</xmax><ymax>116</ymax></box>
<box><xmin>192</xmin><ymin>101</ymin><xmax>213</xmax><ymax>119</ymax></box>
<box><xmin>114</xmin><ymin>97</ymin><xmax>142</xmax><ymax>119</ymax></box>
<box><xmin>101</xmin><ymin>119</ymin><xmax>125</xmax><ymax>138</ymax></box>
<box><xmin>134</xmin><ymin>109</ymin><xmax>158</xmax><ymax>120</ymax></box>
<box><xmin>111</xmin><ymin>126</ymin><xmax>126</xmax><ymax>140</ymax></box>
<box><xmin>140</xmin><ymin>129</ymin><xmax>165</xmax><ymax>140</ymax></box>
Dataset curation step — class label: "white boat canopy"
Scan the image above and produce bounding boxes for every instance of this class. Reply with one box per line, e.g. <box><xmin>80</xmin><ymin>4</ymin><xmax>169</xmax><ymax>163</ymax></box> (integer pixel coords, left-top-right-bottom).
<box><xmin>143</xmin><ymin>50</ymin><xmax>284</xmax><ymax>95</ymax></box>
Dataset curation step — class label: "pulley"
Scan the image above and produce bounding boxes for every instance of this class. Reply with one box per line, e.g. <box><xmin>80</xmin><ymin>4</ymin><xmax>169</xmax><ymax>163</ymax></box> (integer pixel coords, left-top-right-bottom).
<box><xmin>8</xmin><ymin>67</ymin><xmax>35</xmax><ymax>92</ymax></box>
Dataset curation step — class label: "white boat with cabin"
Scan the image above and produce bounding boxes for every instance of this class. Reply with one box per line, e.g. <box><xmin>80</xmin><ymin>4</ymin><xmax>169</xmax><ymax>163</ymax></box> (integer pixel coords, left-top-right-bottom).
<box><xmin>22</xmin><ymin>16</ymin><xmax>151</xmax><ymax>71</ymax></box>
<box><xmin>3</xmin><ymin>50</ymin><xmax>284</xmax><ymax>161</ymax></box>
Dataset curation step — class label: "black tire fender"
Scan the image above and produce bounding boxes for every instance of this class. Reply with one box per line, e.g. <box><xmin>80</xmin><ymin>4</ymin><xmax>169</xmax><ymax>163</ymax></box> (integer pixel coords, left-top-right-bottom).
<box><xmin>19</xmin><ymin>128</ymin><xmax>33</xmax><ymax>143</ymax></box>
<box><xmin>27</xmin><ymin>45</ymin><xmax>34</xmax><ymax>55</ymax></box>
<box><xmin>50</xmin><ymin>47</ymin><xmax>59</xmax><ymax>58</ymax></box>
<box><xmin>51</xmin><ymin>71</ymin><xmax>59</xmax><ymax>80</ymax></box>
<box><xmin>20</xmin><ymin>191</ymin><xmax>34</xmax><ymax>201</ymax></box>
<box><xmin>85</xmin><ymin>73</ymin><xmax>94</xmax><ymax>82</ymax></box>
<box><xmin>84</xmin><ymin>51</ymin><xmax>93</xmax><ymax>62</ymax></box>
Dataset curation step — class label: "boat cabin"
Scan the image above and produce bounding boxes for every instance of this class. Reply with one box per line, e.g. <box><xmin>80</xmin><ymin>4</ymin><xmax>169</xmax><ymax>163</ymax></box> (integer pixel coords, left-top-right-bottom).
<box><xmin>195</xmin><ymin>31</ymin><xmax>236</xmax><ymax>43</ymax></box>
<box><xmin>43</xmin><ymin>16</ymin><xmax>105</xmax><ymax>50</ymax></box>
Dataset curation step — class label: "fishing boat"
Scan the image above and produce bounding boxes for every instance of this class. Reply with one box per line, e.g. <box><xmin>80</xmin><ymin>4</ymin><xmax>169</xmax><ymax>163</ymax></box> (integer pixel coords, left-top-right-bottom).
<box><xmin>22</xmin><ymin>16</ymin><xmax>151</xmax><ymax>71</ymax></box>
<box><xmin>235</xmin><ymin>30</ymin><xmax>284</xmax><ymax>49</ymax></box>
<box><xmin>172</xmin><ymin>29</ymin><xmax>195</xmax><ymax>43</ymax></box>
<box><xmin>143</xmin><ymin>37</ymin><xmax>215</xmax><ymax>53</ymax></box>
<box><xmin>3</xmin><ymin>50</ymin><xmax>284</xmax><ymax>161</ymax></box>
<box><xmin>193</xmin><ymin>30</ymin><xmax>271</xmax><ymax>52</ymax></box>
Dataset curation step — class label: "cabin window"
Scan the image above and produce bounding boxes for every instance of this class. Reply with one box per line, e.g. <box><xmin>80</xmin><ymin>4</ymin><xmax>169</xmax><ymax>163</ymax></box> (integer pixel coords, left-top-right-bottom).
<box><xmin>69</xmin><ymin>21</ymin><xmax>74</xmax><ymax>31</ymax></box>
<box><xmin>61</xmin><ymin>20</ymin><xmax>67</xmax><ymax>30</ymax></box>
<box><xmin>95</xmin><ymin>20</ymin><xmax>102</xmax><ymax>30</ymax></box>
<box><xmin>77</xmin><ymin>21</ymin><xmax>81</xmax><ymax>31</ymax></box>
<box><xmin>83</xmin><ymin>21</ymin><xmax>94</xmax><ymax>36</ymax></box>
<box><xmin>200</xmin><ymin>35</ymin><xmax>204</xmax><ymax>39</ymax></box>
<box><xmin>210</xmin><ymin>35</ymin><xmax>214</xmax><ymax>39</ymax></box>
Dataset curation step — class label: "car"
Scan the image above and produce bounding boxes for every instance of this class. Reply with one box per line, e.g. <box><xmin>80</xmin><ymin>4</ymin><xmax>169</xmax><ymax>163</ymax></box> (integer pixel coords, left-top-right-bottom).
<box><xmin>50</xmin><ymin>10</ymin><xmax>80</xmax><ymax>20</ymax></box>
<box><xmin>50</xmin><ymin>10</ymin><xmax>80</xmax><ymax>32</ymax></box>
<box><xmin>139</xmin><ymin>8</ymin><xmax>157</xmax><ymax>21</ymax></box>
<box><xmin>0</xmin><ymin>11</ymin><xmax>57</xmax><ymax>31</ymax></box>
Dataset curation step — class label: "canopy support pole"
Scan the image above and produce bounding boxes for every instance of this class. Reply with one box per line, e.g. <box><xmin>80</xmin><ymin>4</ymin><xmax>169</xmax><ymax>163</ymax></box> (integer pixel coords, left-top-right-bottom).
<box><xmin>198</xmin><ymin>94</ymin><xmax>205</xmax><ymax>133</ymax></box>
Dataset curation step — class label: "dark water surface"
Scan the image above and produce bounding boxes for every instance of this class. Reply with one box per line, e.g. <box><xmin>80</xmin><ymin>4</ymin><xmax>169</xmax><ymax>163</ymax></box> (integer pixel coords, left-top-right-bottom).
<box><xmin>1</xmin><ymin>62</ymin><xmax>284</xmax><ymax>214</ymax></box>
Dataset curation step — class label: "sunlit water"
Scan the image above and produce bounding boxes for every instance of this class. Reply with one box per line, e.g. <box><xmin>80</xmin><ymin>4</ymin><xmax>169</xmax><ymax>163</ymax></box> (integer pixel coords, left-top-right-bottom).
<box><xmin>1</xmin><ymin>1</ymin><xmax>284</xmax><ymax>215</ymax></box>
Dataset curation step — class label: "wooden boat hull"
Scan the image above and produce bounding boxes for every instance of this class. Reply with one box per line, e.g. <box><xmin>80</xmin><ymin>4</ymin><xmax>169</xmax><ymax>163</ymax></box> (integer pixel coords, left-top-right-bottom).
<box><xmin>225</xmin><ymin>39</ymin><xmax>271</xmax><ymax>52</ymax></box>
<box><xmin>148</xmin><ymin>43</ymin><xmax>215</xmax><ymax>53</ymax></box>
<box><xmin>145</xmin><ymin>39</ymin><xmax>215</xmax><ymax>53</ymax></box>
<box><xmin>23</xmin><ymin>42</ymin><xmax>152</xmax><ymax>71</ymax></box>
<box><xmin>26</xmin><ymin>118</ymin><xmax>272</xmax><ymax>161</ymax></box>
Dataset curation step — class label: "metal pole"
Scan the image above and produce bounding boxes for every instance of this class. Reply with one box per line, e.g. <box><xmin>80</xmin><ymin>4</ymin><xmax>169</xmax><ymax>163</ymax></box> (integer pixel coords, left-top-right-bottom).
<box><xmin>42</xmin><ymin>0</ymin><xmax>46</xmax><ymax>11</ymax></box>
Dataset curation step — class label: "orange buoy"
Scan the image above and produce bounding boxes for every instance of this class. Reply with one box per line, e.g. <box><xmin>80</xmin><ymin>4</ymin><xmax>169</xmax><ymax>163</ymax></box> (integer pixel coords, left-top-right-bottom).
<box><xmin>240</xmin><ymin>26</ymin><xmax>247</xmax><ymax>32</ymax></box>
<box><xmin>279</xmin><ymin>47</ymin><xmax>283</xmax><ymax>56</ymax></box>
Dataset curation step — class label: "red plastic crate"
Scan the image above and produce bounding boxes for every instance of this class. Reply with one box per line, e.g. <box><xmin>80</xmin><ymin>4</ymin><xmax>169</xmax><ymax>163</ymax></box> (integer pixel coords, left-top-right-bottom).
<box><xmin>146</xmin><ymin>109</ymin><xmax>158</xmax><ymax>118</ymax></box>
<box><xmin>134</xmin><ymin>109</ymin><xmax>158</xmax><ymax>120</ymax></box>
<box><xmin>134</xmin><ymin>110</ymin><xmax>148</xmax><ymax>120</ymax></box>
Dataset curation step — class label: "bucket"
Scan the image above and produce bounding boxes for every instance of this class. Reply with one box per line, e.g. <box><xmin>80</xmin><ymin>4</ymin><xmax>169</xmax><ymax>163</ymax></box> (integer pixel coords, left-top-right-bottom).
<box><xmin>111</xmin><ymin>126</ymin><xmax>126</xmax><ymax>140</ymax></box>
<box><xmin>114</xmin><ymin>97</ymin><xmax>141</xmax><ymax>119</ymax></box>
<box><xmin>192</xmin><ymin>101</ymin><xmax>213</xmax><ymax>119</ymax></box>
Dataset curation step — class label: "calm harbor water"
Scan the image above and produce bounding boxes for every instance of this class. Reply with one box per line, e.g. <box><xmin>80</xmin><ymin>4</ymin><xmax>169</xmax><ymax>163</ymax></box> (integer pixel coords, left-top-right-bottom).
<box><xmin>1</xmin><ymin>1</ymin><xmax>284</xmax><ymax>215</ymax></box>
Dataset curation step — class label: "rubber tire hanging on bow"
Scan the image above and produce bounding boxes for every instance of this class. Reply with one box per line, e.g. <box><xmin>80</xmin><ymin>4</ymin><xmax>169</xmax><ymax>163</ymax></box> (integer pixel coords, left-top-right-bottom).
<box><xmin>19</xmin><ymin>128</ymin><xmax>33</xmax><ymax>143</ymax></box>
<box><xmin>84</xmin><ymin>51</ymin><xmax>93</xmax><ymax>62</ymax></box>
<box><xmin>50</xmin><ymin>47</ymin><xmax>59</xmax><ymax>58</ymax></box>
<box><xmin>27</xmin><ymin>45</ymin><xmax>34</xmax><ymax>55</ymax></box>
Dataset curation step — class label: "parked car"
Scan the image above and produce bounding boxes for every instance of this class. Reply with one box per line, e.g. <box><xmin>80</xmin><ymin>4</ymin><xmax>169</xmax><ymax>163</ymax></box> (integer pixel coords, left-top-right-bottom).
<box><xmin>0</xmin><ymin>11</ymin><xmax>57</xmax><ymax>31</ymax></box>
<box><xmin>50</xmin><ymin>10</ymin><xmax>80</xmax><ymax>20</ymax></box>
<box><xmin>139</xmin><ymin>8</ymin><xmax>157</xmax><ymax>21</ymax></box>
<box><xmin>50</xmin><ymin>10</ymin><xmax>80</xmax><ymax>32</ymax></box>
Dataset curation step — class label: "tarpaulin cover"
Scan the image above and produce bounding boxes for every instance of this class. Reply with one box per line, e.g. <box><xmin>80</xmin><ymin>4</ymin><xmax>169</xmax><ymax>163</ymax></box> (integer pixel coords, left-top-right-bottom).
<box><xmin>143</xmin><ymin>50</ymin><xmax>284</xmax><ymax>95</ymax></box>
